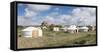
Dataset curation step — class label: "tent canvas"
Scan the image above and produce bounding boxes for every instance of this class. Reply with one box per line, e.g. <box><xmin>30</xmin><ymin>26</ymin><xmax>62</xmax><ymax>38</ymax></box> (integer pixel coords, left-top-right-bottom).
<box><xmin>22</xmin><ymin>27</ymin><xmax>42</xmax><ymax>38</ymax></box>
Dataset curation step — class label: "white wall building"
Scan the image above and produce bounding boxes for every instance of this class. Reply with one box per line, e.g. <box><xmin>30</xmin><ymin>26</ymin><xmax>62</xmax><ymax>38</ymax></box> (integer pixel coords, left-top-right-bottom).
<box><xmin>53</xmin><ymin>27</ymin><xmax>60</xmax><ymax>31</ymax></box>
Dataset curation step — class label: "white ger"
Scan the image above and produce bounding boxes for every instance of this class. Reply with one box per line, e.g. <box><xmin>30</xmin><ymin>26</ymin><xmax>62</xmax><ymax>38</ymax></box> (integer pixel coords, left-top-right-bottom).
<box><xmin>67</xmin><ymin>25</ymin><xmax>78</xmax><ymax>33</ymax></box>
<box><xmin>79</xmin><ymin>26</ymin><xmax>89</xmax><ymax>32</ymax></box>
<box><xmin>22</xmin><ymin>27</ymin><xmax>43</xmax><ymax>38</ymax></box>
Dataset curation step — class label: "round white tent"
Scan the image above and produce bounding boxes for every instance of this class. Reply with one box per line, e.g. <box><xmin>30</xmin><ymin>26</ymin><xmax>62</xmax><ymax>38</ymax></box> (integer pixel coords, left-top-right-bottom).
<box><xmin>22</xmin><ymin>27</ymin><xmax>42</xmax><ymax>38</ymax></box>
<box><xmin>67</xmin><ymin>25</ymin><xmax>77</xmax><ymax>30</ymax></box>
<box><xmin>79</xmin><ymin>26</ymin><xmax>89</xmax><ymax>32</ymax></box>
<box><xmin>67</xmin><ymin>25</ymin><xmax>78</xmax><ymax>33</ymax></box>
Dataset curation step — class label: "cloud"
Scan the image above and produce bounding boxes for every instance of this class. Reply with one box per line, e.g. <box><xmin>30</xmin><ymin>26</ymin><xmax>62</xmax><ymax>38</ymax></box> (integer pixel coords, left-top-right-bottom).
<box><xmin>18</xmin><ymin>4</ymin><xmax>96</xmax><ymax>26</ymax></box>
<box><xmin>25</xmin><ymin>8</ymin><xmax>37</xmax><ymax>17</ymax></box>
<box><xmin>18</xmin><ymin>16</ymin><xmax>41</xmax><ymax>26</ymax></box>
<box><xmin>24</xmin><ymin>4</ymin><xmax>51</xmax><ymax>17</ymax></box>
<box><xmin>43</xmin><ymin>16</ymin><xmax>55</xmax><ymax>24</ymax></box>
<box><xmin>59</xmin><ymin>15</ymin><xmax>72</xmax><ymax>24</ymax></box>
<box><xmin>43</xmin><ymin>7</ymin><xmax>96</xmax><ymax>26</ymax></box>
<box><xmin>26</xmin><ymin>4</ymin><xmax>51</xmax><ymax>12</ymax></box>
<box><xmin>18</xmin><ymin>3</ymin><xmax>24</xmax><ymax>6</ymax></box>
<box><xmin>54</xmin><ymin>8</ymin><xmax>59</xmax><ymax>11</ymax></box>
<box><xmin>18</xmin><ymin>4</ymin><xmax>51</xmax><ymax>26</ymax></box>
<box><xmin>43</xmin><ymin>14</ymin><xmax>67</xmax><ymax>25</ymax></box>
<box><xmin>70</xmin><ymin>7</ymin><xmax>96</xmax><ymax>25</ymax></box>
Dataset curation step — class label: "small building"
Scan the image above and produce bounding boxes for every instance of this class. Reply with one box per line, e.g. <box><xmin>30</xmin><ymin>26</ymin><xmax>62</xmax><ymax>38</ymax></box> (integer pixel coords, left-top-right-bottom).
<box><xmin>91</xmin><ymin>26</ymin><xmax>96</xmax><ymax>31</ymax></box>
<box><xmin>22</xmin><ymin>27</ymin><xmax>42</xmax><ymax>38</ymax></box>
<box><xmin>79</xmin><ymin>26</ymin><xmax>89</xmax><ymax>32</ymax></box>
<box><xmin>53</xmin><ymin>27</ymin><xmax>60</xmax><ymax>31</ymax></box>
<box><xmin>67</xmin><ymin>25</ymin><xmax>78</xmax><ymax>33</ymax></box>
<box><xmin>87</xmin><ymin>25</ymin><xmax>96</xmax><ymax>31</ymax></box>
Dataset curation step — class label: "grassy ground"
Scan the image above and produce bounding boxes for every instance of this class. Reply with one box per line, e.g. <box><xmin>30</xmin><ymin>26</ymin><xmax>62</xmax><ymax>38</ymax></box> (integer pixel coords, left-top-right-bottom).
<box><xmin>17</xmin><ymin>28</ymin><xmax>96</xmax><ymax>49</ymax></box>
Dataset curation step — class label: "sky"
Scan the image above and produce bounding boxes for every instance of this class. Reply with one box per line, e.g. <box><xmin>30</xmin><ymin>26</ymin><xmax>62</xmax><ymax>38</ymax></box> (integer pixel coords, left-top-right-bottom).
<box><xmin>17</xmin><ymin>3</ymin><xmax>96</xmax><ymax>26</ymax></box>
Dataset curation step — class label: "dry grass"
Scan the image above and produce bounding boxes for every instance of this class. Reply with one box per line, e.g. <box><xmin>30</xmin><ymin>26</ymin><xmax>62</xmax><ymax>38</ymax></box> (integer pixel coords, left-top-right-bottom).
<box><xmin>17</xmin><ymin>29</ymin><xmax>96</xmax><ymax>49</ymax></box>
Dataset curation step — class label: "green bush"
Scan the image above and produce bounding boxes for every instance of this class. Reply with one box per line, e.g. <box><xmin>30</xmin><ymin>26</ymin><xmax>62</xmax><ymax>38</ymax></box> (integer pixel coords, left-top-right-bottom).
<box><xmin>18</xmin><ymin>34</ymin><xmax>22</xmax><ymax>37</ymax></box>
<box><xmin>74</xmin><ymin>40</ymin><xmax>86</xmax><ymax>44</ymax></box>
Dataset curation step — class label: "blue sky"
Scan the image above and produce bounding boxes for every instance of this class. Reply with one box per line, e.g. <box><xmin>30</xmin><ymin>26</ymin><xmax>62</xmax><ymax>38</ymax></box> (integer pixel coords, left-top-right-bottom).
<box><xmin>18</xmin><ymin>4</ymin><xmax>73</xmax><ymax>16</ymax></box>
<box><xmin>17</xmin><ymin>3</ymin><xmax>96</xmax><ymax>26</ymax></box>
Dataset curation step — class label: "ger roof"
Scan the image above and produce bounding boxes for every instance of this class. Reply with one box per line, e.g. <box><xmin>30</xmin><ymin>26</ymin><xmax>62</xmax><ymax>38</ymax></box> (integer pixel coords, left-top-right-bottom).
<box><xmin>79</xmin><ymin>27</ymin><xmax>89</xmax><ymax>29</ymax></box>
<box><xmin>22</xmin><ymin>27</ymin><xmax>38</xmax><ymax>31</ymax></box>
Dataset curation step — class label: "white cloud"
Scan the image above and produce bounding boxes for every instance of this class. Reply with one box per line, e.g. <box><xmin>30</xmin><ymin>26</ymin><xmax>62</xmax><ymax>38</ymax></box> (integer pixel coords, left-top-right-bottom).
<box><xmin>44</xmin><ymin>16</ymin><xmax>55</xmax><ymax>24</ymax></box>
<box><xmin>49</xmin><ymin>12</ymin><xmax>59</xmax><ymax>16</ymax></box>
<box><xmin>18</xmin><ymin>4</ymin><xmax>52</xmax><ymax>26</ymax></box>
<box><xmin>59</xmin><ymin>15</ymin><xmax>72</xmax><ymax>24</ymax></box>
<box><xmin>46</xmin><ymin>7</ymin><xmax>96</xmax><ymax>26</ymax></box>
<box><xmin>25</xmin><ymin>8</ymin><xmax>37</xmax><ymax>17</ymax></box>
<box><xmin>54</xmin><ymin>8</ymin><xmax>59</xmax><ymax>11</ymax></box>
<box><xmin>27</xmin><ymin>4</ymin><xmax>51</xmax><ymax>12</ymax></box>
<box><xmin>24</xmin><ymin>4</ymin><xmax>51</xmax><ymax>17</ymax></box>
<box><xmin>59</xmin><ymin>15</ymin><xmax>71</xmax><ymax>20</ymax></box>
<box><xmin>18</xmin><ymin>3</ymin><xmax>24</xmax><ymax>6</ymax></box>
<box><xmin>43</xmin><ymin>15</ymin><xmax>68</xmax><ymax>25</ymax></box>
<box><xmin>18</xmin><ymin>16</ymin><xmax>33</xmax><ymax>26</ymax></box>
<box><xmin>71</xmin><ymin>7</ymin><xmax>96</xmax><ymax>25</ymax></box>
<box><xmin>18</xmin><ymin>4</ymin><xmax>96</xmax><ymax>26</ymax></box>
<box><xmin>42</xmin><ymin>7</ymin><xmax>96</xmax><ymax>26</ymax></box>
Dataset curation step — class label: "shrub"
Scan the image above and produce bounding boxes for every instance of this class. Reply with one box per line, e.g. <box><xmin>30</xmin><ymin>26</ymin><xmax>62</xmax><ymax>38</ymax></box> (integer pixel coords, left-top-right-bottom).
<box><xmin>74</xmin><ymin>40</ymin><xmax>87</xmax><ymax>44</ymax></box>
